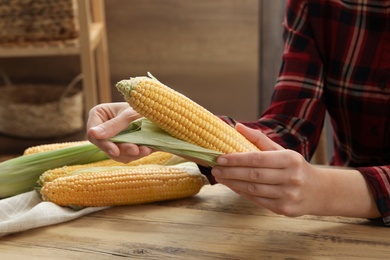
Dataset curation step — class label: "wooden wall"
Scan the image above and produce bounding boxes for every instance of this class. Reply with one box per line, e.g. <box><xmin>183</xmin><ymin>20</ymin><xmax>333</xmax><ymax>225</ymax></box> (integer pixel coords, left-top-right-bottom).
<box><xmin>106</xmin><ymin>0</ymin><xmax>260</xmax><ymax>121</ymax></box>
<box><xmin>0</xmin><ymin>0</ymin><xmax>260</xmax><ymax>121</ymax></box>
<box><xmin>0</xmin><ymin>0</ymin><xmax>289</xmax><ymax>154</ymax></box>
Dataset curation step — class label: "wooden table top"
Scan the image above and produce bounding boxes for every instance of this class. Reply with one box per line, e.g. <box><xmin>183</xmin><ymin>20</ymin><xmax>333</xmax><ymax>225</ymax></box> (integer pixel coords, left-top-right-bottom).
<box><xmin>0</xmin><ymin>184</ymin><xmax>387</xmax><ymax>259</ymax></box>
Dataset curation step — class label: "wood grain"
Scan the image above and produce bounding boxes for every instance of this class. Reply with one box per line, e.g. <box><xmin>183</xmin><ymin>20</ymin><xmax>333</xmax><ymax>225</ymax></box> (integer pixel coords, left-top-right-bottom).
<box><xmin>106</xmin><ymin>0</ymin><xmax>260</xmax><ymax>121</ymax></box>
<box><xmin>0</xmin><ymin>185</ymin><xmax>387</xmax><ymax>259</ymax></box>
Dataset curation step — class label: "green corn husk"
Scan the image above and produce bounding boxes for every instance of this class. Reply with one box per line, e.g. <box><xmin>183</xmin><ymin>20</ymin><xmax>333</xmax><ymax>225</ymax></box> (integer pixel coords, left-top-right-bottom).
<box><xmin>111</xmin><ymin>117</ymin><xmax>222</xmax><ymax>166</ymax></box>
<box><xmin>0</xmin><ymin>118</ymin><xmax>221</xmax><ymax>199</ymax></box>
<box><xmin>0</xmin><ymin>143</ymin><xmax>108</xmax><ymax>198</ymax></box>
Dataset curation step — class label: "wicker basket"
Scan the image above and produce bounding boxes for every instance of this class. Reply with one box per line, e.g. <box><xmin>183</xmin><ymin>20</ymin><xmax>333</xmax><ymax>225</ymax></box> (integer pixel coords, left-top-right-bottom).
<box><xmin>0</xmin><ymin>0</ymin><xmax>78</xmax><ymax>45</ymax></box>
<box><xmin>0</xmin><ymin>74</ymin><xmax>84</xmax><ymax>139</ymax></box>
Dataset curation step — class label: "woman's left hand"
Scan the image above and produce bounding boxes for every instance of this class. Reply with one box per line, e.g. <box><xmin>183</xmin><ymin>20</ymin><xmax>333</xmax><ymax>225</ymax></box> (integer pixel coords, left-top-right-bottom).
<box><xmin>211</xmin><ymin>124</ymin><xmax>324</xmax><ymax>217</ymax></box>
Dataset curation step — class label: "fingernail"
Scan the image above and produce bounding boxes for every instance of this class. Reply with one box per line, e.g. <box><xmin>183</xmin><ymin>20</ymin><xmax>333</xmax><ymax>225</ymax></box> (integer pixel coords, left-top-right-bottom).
<box><xmin>217</xmin><ymin>157</ymin><xmax>228</xmax><ymax>165</ymax></box>
<box><xmin>108</xmin><ymin>149</ymin><xmax>115</xmax><ymax>157</ymax></box>
<box><xmin>91</xmin><ymin>126</ymin><xmax>104</xmax><ymax>135</ymax></box>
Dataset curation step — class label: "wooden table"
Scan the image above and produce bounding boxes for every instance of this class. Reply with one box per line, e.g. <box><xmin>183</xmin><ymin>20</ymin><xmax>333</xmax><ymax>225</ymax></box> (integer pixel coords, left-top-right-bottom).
<box><xmin>0</xmin><ymin>184</ymin><xmax>388</xmax><ymax>259</ymax></box>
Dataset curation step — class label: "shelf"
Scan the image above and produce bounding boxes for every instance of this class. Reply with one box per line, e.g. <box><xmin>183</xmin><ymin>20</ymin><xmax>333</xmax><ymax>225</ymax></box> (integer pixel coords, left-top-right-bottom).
<box><xmin>0</xmin><ymin>0</ymin><xmax>111</xmax><ymax>116</ymax></box>
<box><xmin>0</xmin><ymin>23</ymin><xmax>103</xmax><ymax>58</ymax></box>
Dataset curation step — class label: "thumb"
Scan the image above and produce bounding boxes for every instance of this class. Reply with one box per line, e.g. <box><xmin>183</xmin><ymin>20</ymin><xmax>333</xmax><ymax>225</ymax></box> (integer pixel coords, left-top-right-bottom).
<box><xmin>88</xmin><ymin>115</ymin><xmax>131</xmax><ymax>140</ymax></box>
<box><xmin>235</xmin><ymin>123</ymin><xmax>284</xmax><ymax>151</ymax></box>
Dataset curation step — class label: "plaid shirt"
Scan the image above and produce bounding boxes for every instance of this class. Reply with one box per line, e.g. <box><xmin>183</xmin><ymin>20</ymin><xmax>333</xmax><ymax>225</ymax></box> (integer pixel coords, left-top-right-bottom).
<box><xmin>219</xmin><ymin>0</ymin><xmax>390</xmax><ymax>225</ymax></box>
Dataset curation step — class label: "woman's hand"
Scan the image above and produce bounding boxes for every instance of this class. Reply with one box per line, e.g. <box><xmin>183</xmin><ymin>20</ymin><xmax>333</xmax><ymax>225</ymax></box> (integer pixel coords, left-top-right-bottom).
<box><xmin>211</xmin><ymin>124</ymin><xmax>321</xmax><ymax>217</ymax></box>
<box><xmin>86</xmin><ymin>102</ymin><xmax>153</xmax><ymax>163</ymax></box>
<box><xmin>211</xmin><ymin>124</ymin><xmax>380</xmax><ymax>218</ymax></box>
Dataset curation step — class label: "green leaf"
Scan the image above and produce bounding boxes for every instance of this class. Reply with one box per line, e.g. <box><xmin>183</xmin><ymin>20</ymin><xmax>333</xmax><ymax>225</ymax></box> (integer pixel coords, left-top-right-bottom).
<box><xmin>0</xmin><ymin>143</ymin><xmax>108</xmax><ymax>198</ymax></box>
<box><xmin>110</xmin><ymin>118</ymin><xmax>222</xmax><ymax>167</ymax></box>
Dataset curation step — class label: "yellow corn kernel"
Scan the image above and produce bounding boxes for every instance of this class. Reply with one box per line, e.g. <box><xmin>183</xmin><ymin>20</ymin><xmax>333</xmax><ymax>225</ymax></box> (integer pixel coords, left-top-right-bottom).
<box><xmin>126</xmin><ymin>151</ymin><xmax>174</xmax><ymax>166</ymax></box>
<box><xmin>23</xmin><ymin>141</ymin><xmax>90</xmax><ymax>155</ymax></box>
<box><xmin>37</xmin><ymin>159</ymin><xmax>116</xmax><ymax>187</ymax></box>
<box><xmin>40</xmin><ymin>166</ymin><xmax>204</xmax><ymax>207</ymax></box>
<box><xmin>116</xmin><ymin>75</ymin><xmax>259</xmax><ymax>154</ymax></box>
<box><xmin>37</xmin><ymin>151</ymin><xmax>175</xmax><ymax>187</ymax></box>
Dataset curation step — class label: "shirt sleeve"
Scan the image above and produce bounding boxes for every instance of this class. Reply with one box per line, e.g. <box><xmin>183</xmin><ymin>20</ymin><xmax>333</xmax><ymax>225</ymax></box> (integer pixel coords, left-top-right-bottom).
<box><xmin>358</xmin><ymin>166</ymin><xmax>390</xmax><ymax>226</ymax></box>
<box><xmin>213</xmin><ymin>0</ymin><xmax>390</xmax><ymax>226</ymax></box>
<box><xmin>263</xmin><ymin>0</ymin><xmax>390</xmax><ymax>226</ymax></box>
<box><xmin>225</xmin><ymin>0</ymin><xmax>327</xmax><ymax>161</ymax></box>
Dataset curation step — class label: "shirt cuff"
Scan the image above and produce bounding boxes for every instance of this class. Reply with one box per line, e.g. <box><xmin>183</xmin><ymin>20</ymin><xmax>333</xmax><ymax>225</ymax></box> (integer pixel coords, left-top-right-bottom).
<box><xmin>197</xmin><ymin>164</ymin><xmax>218</xmax><ymax>185</ymax></box>
<box><xmin>358</xmin><ymin>166</ymin><xmax>390</xmax><ymax>226</ymax></box>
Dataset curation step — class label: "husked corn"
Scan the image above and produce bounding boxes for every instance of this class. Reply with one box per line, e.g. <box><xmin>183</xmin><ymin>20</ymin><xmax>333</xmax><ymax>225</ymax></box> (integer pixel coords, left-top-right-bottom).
<box><xmin>37</xmin><ymin>151</ymin><xmax>175</xmax><ymax>187</ymax></box>
<box><xmin>116</xmin><ymin>75</ymin><xmax>259</xmax><ymax>154</ymax></box>
<box><xmin>126</xmin><ymin>151</ymin><xmax>174</xmax><ymax>166</ymax></box>
<box><xmin>23</xmin><ymin>141</ymin><xmax>90</xmax><ymax>155</ymax></box>
<box><xmin>40</xmin><ymin>166</ymin><xmax>204</xmax><ymax>207</ymax></box>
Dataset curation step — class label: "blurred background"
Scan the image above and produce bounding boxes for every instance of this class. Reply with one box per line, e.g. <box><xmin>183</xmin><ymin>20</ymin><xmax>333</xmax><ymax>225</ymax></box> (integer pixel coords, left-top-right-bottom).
<box><xmin>0</xmin><ymin>0</ymin><xmax>287</xmax><ymax>155</ymax></box>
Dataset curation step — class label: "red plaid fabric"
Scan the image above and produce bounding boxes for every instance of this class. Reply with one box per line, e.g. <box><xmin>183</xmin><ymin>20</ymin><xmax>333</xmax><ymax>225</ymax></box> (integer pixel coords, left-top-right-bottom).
<box><xmin>219</xmin><ymin>0</ymin><xmax>390</xmax><ymax>225</ymax></box>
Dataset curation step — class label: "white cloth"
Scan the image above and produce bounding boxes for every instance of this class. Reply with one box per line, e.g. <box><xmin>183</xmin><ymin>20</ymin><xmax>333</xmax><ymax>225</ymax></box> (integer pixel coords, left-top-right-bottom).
<box><xmin>0</xmin><ymin>191</ymin><xmax>107</xmax><ymax>237</ymax></box>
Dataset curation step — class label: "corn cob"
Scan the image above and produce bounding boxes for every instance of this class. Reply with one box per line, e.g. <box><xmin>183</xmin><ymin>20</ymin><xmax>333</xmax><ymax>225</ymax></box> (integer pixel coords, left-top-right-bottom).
<box><xmin>37</xmin><ymin>151</ymin><xmax>175</xmax><ymax>187</ymax></box>
<box><xmin>116</xmin><ymin>74</ymin><xmax>259</xmax><ymax>154</ymax></box>
<box><xmin>23</xmin><ymin>141</ymin><xmax>90</xmax><ymax>155</ymax></box>
<box><xmin>40</xmin><ymin>166</ymin><xmax>204</xmax><ymax>207</ymax></box>
<box><xmin>0</xmin><ymin>141</ymin><xmax>108</xmax><ymax>198</ymax></box>
<box><xmin>126</xmin><ymin>151</ymin><xmax>175</xmax><ymax>166</ymax></box>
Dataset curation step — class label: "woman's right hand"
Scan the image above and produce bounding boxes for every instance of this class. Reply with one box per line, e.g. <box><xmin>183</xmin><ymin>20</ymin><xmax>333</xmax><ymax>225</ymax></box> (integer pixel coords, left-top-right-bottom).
<box><xmin>86</xmin><ymin>102</ymin><xmax>153</xmax><ymax>163</ymax></box>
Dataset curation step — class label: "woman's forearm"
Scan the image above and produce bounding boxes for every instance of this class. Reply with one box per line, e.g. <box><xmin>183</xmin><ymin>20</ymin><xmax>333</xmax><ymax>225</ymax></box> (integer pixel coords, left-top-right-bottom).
<box><xmin>313</xmin><ymin>166</ymin><xmax>380</xmax><ymax>218</ymax></box>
